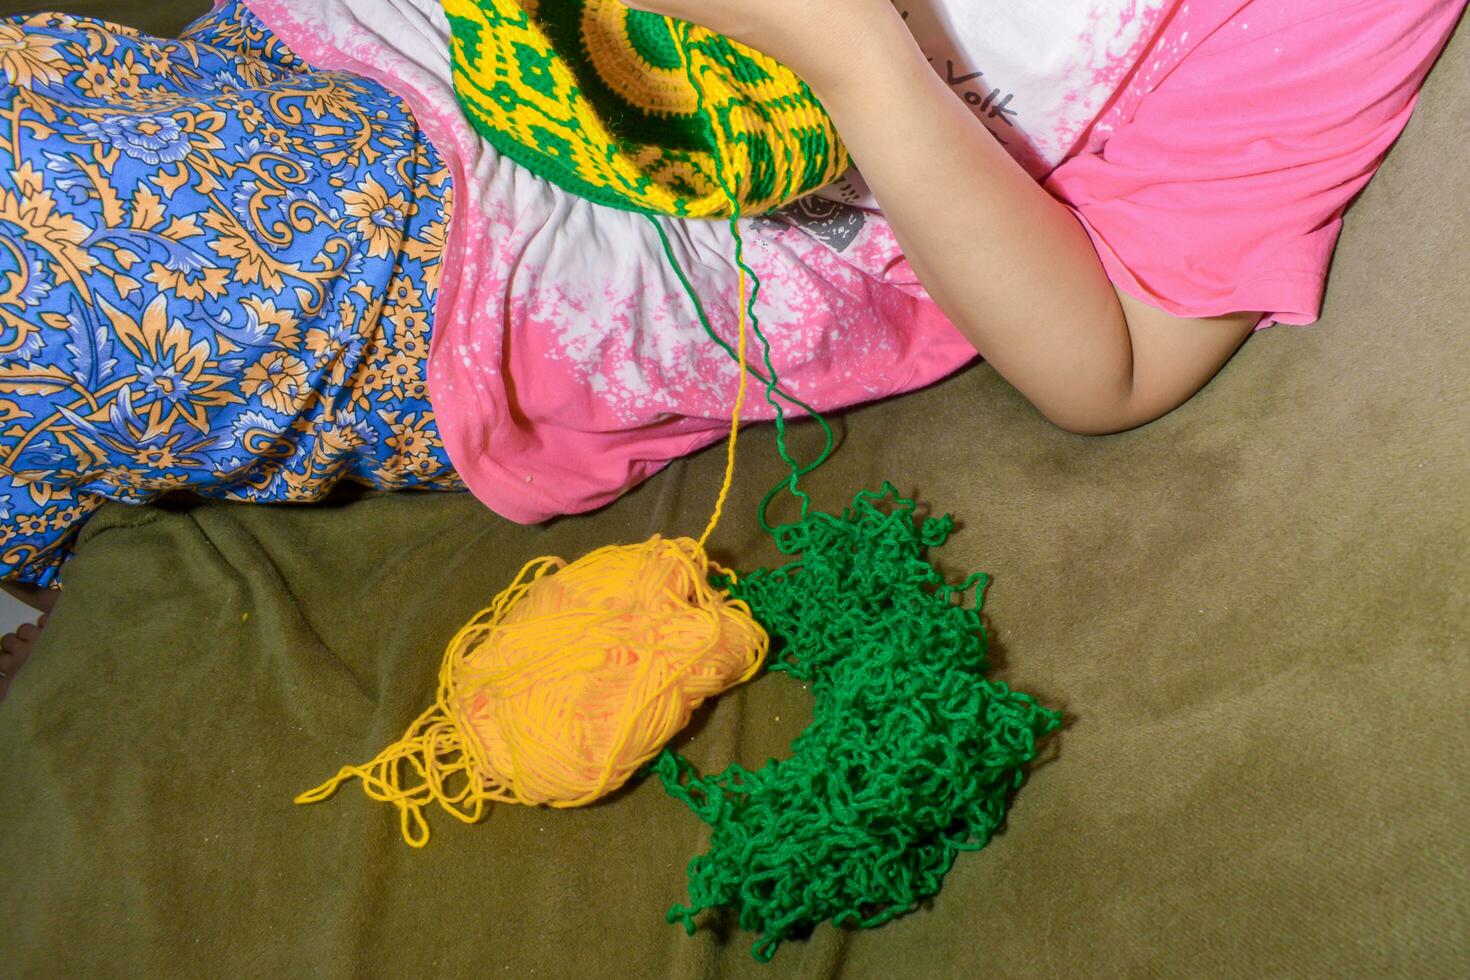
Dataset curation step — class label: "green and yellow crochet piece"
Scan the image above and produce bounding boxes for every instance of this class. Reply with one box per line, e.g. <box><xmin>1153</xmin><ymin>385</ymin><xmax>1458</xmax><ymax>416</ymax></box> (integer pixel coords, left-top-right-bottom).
<box><xmin>443</xmin><ymin>0</ymin><xmax>850</xmax><ymax>216</ymax></box>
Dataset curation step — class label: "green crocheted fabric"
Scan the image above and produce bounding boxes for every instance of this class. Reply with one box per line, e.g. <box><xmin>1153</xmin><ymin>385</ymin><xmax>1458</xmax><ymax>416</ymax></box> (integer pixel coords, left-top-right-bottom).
<box><xmin>654</xmin><ymin>485</ymin><xmax>1064</xmax><ymax>961</ymax></box>
<box><xmin>443</xmin><ymin>0</ymin><xmax>849</xmax><ymax>217</ymax></box>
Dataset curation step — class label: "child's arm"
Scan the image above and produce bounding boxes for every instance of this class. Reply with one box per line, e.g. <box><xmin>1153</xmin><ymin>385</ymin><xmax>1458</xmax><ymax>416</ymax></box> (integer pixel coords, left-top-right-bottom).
<box><xmin>626</xmin><ymin>0</ymin><xmax>1260</xmax><ymax>434</ymax></box>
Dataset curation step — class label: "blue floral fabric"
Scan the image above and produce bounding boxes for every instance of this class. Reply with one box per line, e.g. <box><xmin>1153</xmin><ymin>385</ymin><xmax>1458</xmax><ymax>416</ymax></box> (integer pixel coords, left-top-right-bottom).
<box><xmin>0</xmin><ymin>0</ymin><xmax>461</xmax><ymax>587</ymax></box>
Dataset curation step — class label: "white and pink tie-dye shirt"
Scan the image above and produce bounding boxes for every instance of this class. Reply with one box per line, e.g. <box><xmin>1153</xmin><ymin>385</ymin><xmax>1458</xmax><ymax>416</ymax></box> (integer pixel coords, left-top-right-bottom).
<box><xmin>241</xmin><ymin>0</ymin><xmax>1463</xmax><ymax>523</ymax></box>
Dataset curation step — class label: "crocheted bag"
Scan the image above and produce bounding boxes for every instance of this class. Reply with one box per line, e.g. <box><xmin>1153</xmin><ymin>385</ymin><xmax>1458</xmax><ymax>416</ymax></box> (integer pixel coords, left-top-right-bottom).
<box><xmin>442</xmin><ymin>0</ymin><xmax>850</xmax><ymax>216</ymax></box>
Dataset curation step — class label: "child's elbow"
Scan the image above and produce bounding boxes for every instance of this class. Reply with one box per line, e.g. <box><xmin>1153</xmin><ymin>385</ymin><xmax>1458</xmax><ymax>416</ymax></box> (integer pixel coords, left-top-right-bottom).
<box><xmin>1050</xmin><ymin>416</ymin><xmax>1127</xmax><ymax>437</ymax></box>
<box><xmin>1039</xmin><ymin>394</ymin><xmax>1174</xmax><ymax>436</ymax></box>
<box><xmin>1046</xmin><ymin>412</ymin><xmax>1137</xmax><ymax>437</ymax></box>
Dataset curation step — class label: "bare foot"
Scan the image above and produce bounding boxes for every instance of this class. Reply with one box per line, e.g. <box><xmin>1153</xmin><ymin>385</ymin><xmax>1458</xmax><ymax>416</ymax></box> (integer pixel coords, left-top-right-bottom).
<box><xmin>0</xmin><ymin>613</ymin><xmax>46</xmax><ymax>703</ymax></box>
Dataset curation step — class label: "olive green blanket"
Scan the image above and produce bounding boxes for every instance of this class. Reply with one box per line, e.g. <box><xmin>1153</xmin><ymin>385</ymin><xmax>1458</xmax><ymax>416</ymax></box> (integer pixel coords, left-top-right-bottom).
<box><xmin>1</xmin><ymin>2</ymin><xmax>1467</xmax><ymax>976</ymax></box>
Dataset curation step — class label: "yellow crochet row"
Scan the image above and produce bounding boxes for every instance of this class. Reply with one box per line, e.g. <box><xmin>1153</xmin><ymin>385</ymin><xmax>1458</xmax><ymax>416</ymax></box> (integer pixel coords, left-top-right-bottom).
<box><xmin>443</xmin><ymin>0</ymin><xmax>849</xmax><ymax>217</ymax></box>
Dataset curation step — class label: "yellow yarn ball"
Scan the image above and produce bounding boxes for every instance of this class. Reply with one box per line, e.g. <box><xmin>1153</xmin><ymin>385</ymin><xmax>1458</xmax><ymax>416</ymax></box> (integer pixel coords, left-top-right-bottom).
<box><xmin>453</xmin><ymin>536</ymin><xmax>767</xmax><ymax>806</ymax></box>
<box><xmin>295</xmin><ymin>535</ymin><xmax>768</xmax><ymax>846</ymax></box>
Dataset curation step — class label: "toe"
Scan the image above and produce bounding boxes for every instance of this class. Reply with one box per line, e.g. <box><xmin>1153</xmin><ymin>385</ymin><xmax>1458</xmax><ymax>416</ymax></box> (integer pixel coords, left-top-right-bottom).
<box><xmin>16</xmin><ymin>622</ymin><xmax>37</xmax><ymax>642</ymax></box>
<box><xmin>0</xmin><ymin>633</ymin><xmax>32</xmax><ymax>672</ymax></box>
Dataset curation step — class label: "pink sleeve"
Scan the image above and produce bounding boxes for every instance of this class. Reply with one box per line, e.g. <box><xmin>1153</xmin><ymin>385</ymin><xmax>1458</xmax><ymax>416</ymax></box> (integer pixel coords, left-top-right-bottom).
<box><xmin>1044</xmin><ymin>0</ymin><xmax>1465</xmax><ymax>328</ymax></box>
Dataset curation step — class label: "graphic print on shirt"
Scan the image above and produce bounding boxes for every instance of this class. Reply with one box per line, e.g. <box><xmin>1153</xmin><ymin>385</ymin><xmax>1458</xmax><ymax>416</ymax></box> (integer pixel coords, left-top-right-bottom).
<box><xmin>754</xmin><ymin>195</ymin><xmax>869</xmax><ymax>253</ymax></box>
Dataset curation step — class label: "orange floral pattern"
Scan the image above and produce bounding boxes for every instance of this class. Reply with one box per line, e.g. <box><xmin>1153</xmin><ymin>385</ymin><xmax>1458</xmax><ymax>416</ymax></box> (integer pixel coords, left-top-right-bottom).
<box><xmin>0</xmin><ymin>1</ymin><xmax>461</xmax><ymax>586</ymax></box>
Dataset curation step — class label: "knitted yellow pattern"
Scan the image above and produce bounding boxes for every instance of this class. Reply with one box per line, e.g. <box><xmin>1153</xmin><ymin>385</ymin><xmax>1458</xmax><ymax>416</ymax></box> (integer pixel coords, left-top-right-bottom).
<box><xmin>442</xmin><ymin>0</ymin><xmax>849</xmax><ymax>216</ymax></box>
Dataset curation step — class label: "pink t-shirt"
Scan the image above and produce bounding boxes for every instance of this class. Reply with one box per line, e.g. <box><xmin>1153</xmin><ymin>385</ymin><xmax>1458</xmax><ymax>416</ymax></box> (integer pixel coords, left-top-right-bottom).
<box><xmin>246</xmin><ymin>0</ymin><xmax>1464</xmax><ymax>524</ymax></box>
<box><xmin>1048</xmin><ymin>0</ymin><xmax>1466</xmax><ymax>326</ymax></box>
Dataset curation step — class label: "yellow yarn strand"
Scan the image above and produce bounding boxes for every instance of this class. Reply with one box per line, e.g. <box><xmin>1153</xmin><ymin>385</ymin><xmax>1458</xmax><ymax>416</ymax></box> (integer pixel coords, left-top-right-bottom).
<box><xmin>295</xmin><ymin>15</ymin><xmax>768</xmax><ymax>846</ymax></box>
<box><xmin>294</xmin><ymin>257</ymin><xmax>761</xmax><ymax>847</ymax></box>
<box><xmin>696</xmin><ymin>262</ymin><xmax>747</xmax><ymax>552</ymax></box>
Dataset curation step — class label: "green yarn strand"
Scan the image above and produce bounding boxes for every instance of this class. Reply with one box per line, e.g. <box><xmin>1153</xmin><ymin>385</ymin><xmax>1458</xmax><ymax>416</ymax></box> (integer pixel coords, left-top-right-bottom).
<box><xmin>644</xmin><ymin>214</ymin><xmax>835</xmax><ymax>527</ymax></box>
<box><xmin>660</xmin><ymin>20</ymin><xmax>837</xmax><ymax>525</ymax></box>
<box><xmin>646</xmin><ymin>22</ymin><xmax>1062</xmax><ymax>964</ymax></box>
